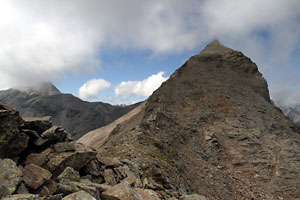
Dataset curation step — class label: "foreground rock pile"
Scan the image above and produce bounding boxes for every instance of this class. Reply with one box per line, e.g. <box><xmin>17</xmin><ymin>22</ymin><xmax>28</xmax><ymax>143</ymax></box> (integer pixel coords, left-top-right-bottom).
<box><xmin>1</xmin><ymin>104</ymin><xmax>196</xmax><ymax>200</ymax></box>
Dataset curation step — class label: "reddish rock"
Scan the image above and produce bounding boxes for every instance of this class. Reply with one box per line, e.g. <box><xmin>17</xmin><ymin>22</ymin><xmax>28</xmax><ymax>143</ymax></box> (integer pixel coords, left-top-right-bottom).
<box><xmin>25</xmin><ymin>153</ymin><xmax>47</xmax><ymax>166</ymax></box>
<box><xmin>22</xmin><ymin>164</ymin><xmax>52</xmax><ymax>190</ymax></box>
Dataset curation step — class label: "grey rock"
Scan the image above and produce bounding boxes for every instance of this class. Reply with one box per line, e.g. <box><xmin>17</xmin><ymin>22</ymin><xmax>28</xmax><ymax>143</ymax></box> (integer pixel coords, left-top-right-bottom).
<box><xmin>57</xmin><ymin>167</ymin><xmax>80</xmax><ymax>182</ymax></box>
<box><xmin>0</xmin><ymin>159</ymin><xmax>23</xmax><ymax>198</ymax></box>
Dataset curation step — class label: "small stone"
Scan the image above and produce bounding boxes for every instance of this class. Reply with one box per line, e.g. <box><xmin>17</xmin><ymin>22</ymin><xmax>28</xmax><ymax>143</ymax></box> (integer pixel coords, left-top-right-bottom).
<box><xmin>57</xmin><ymin>167</ymin><xmax>80</xmax><ymax>182</ymax></box>
<box><xmin>0</xmin><ymin>159</ymin><xmax>23</xmax><ymax>198</ymax></box>
<box><xmin>15</xmin><ymin>183</ymin><xmax>29</xmax><ymax>194</ymax></box>
<box><xmin>22</xmin><ymin>164</ymin><xmax>52</xmax><ymax>190</ymax></box>
<box><xmin>54</xmin><ymin>142</ymin><xmax>75</xmax><ymax>153</ymax></box>
<box><xmin>103</xmin><ymin>169</ymin><xmax>117</xmax><ymax>185</ymax></box>
<box><xmin>44</xmin><ymin>179</ymin><xmax>58</xmax><ymax>196</ymax></box>
<box><xmin>58</xmin><ymin>179</ymin><xmax>110</xmax><ymax>197</ymax></box>
<box><xmin>1</xmin><ymin>193</ymin><xmax>40</xmax><ymax>200</ymax></box>
<box><xmin>44</xmin><ymin>193</ymin><xmax>63</xmax><ymax>200</ymax></box>
<box><xmin>101</xmin><ymin>182</ymin><xmax>138</xmax><ymax>200</ymax></box>
<box><xmin>62</xmin><ymin>190</ymin><xmax>96</xmax><ymax>200</ymax></box>
<box><xmin>183</xmin><ymin>194</ymin><xmax>209</xmax><ymax>200</ymax></box>
<box><xmin>96</xmin><ymin>155</ymin><xmax>122</xmax><ymax>167</ymax></box>
<box><xmin>134</xmin><ymin>188</ymin><xmax>160</xmax><ymax>200</ymax></box>
<box><xmin>40</xmin><ymin>186</ymin><xmax>51</xmax><ymax>197</ymax></box>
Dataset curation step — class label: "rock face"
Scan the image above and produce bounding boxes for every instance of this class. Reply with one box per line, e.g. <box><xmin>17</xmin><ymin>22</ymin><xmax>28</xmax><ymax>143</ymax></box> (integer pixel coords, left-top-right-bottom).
<box><xmin>81</xmin><ymin>40</ymin><xmax>300</xmax><ymax>199</ymax></box>
<box><xmin>0</xmin><ymin>83</ymin><xmax>138</xmax><ymax>139</ymax></box>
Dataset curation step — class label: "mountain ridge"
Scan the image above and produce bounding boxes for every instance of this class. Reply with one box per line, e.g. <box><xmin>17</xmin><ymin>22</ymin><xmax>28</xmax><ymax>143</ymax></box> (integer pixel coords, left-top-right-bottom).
<box><xmin>0</xmin><ymin>83</ymin><xmax>137</xmax><ymax>139</ymax></box>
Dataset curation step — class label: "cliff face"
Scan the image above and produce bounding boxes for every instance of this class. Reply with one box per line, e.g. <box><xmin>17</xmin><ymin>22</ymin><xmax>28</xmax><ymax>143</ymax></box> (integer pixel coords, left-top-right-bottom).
<box><xmin>81</xmin><ymin>41</ymin><xmax>300</xmax><ymax>199</ymax></box>
<box><xmin>0</xmin><ymin>83</ymin><xmax>137</xmax><ymax>139</ymax></box>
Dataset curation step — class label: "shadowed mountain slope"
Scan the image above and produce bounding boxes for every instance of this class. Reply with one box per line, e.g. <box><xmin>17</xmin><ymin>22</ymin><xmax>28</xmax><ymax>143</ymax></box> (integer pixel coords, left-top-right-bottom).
<box><xmin>0</xmin><ymin>83</ymin><xmax>137</xmax><ymax>139</ymax></box>
<box><xmin>80</xmin><ymin>40</ymin><xmax>300</xmax><ymax>199</ymax></box>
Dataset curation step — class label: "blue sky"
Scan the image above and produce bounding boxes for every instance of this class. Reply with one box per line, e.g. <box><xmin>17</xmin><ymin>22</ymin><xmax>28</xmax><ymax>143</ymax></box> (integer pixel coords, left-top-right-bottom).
<box><xmin>0</xmin><ymin>0</ymin><xmax>299</xmax><ymax>107</ymax></box>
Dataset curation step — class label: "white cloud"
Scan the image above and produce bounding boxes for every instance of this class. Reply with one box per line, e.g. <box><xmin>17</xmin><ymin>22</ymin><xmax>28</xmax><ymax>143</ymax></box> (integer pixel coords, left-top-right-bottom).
<box><xmin>79</xmin><ymin>79</ymin><xmax>111</xmax><ymax>100</ymax></box>
<box><xmin>0</xmin><ymin>0</ymin><xmax>300</xmax><ymax>107</ymax></box>
<box><xmin>115</xmin><ymin>72</ymin><xmax>168</xmax><ymax>99</ymax></box>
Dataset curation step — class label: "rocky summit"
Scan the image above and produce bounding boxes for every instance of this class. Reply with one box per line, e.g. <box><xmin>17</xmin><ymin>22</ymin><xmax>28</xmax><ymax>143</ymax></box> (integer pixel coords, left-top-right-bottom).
<box><xmin>80</xmin><ymin>40</ymin><xmax>300</xmax><ymax>199</ymax></box>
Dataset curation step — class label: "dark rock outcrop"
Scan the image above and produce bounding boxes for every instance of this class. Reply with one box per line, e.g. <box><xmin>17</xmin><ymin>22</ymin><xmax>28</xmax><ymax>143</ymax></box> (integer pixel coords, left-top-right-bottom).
<box><xmin>81</xmin><ymin>40</ymin><xmax>300</xmax><ymax>199</ymax></box>
<box><xmin>0</xmin><ymin>83</ymin><xmax>138</xmax><ymax>139</ymax></box>
<box><xmin>0</xmin><ymin>104</ymin><xmax>161</xmax><ymax>199</ymax></box>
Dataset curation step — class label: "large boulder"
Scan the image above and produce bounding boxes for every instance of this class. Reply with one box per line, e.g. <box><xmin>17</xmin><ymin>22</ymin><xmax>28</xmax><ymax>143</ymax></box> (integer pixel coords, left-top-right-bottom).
<box><xmin>0</xmin><ymin>159</ymin><xmax>23</xmax><ymax>198</ymax></box>
<box><xmin>21</xmin><ymin>116</ymin><xmax>52</xmax><ymax>135</ymax></box>
<box><xmin>0</xmin><ymin>104</ymin><xmax>28</xmax><ymax>158</ymax></box>
<box><xmin>34</xmin><ymin>126</ymin><xmax>70</xmax><ymax>147</ymax></box>
<box><xmin>44</xmin><ymin>143</ymin><xmax>97</xmax><ymax>177</ymax></box>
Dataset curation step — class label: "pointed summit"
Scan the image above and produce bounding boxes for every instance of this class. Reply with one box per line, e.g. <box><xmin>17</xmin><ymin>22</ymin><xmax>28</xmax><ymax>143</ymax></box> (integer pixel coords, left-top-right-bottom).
<box><xmin>200</xmin><ymin>39</ymin><xmax>233</xmax><ymax>55</ymax></box>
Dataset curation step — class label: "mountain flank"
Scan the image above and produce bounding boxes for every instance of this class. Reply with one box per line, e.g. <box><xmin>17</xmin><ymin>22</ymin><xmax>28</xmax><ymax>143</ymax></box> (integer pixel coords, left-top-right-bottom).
<box><xmin>80</xmin><ymin>40</ymin><xmax>300</xmax><ymax>199</ymax></box>
<box><xmin>0</xmin><ymin>83</ymin><xmax>137</xmax><ymax>139</ymax></box>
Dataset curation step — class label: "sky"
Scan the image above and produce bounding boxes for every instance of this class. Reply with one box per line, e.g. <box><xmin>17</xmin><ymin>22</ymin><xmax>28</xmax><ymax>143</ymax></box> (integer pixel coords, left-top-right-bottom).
<box><xmin>0</xmin><ymin>0</ymin><xmax>299</xmax><ymax>107</ymax></box>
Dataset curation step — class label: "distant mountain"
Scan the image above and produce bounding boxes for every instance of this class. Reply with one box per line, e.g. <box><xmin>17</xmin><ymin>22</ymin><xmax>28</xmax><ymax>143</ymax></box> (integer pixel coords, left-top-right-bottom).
<box><xmin>0</xmin><ymin>83</ymin><xmax>137</xmax><ymax>139</ymax></box>
<box><xmin>283</xmin><ymin>105</ymin><xmax>300</xmax><ymax>126</ymax></box>
<box><xmin>80</xmin><ymin>40</ymin><xmax>300</xmax><ymax>199</ymax></box>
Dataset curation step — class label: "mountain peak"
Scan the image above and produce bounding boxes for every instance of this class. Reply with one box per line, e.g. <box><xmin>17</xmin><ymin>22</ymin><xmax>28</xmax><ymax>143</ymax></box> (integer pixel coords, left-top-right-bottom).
<box><xmin>200</xmin><ymin>39</ymin><xmax>233</xmax><ymax>55</ymax></box>
<box><xmin>23</xmin><ymin>82</ymin><xmax>61</xmax><ymax>96</ymax></box>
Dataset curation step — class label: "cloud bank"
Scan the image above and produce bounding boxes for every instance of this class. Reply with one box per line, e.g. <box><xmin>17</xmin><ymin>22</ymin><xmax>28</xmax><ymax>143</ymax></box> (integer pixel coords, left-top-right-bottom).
<box><xmin>0</xmin><ymin>0</ymin><xmax>300</xmax><ymax>106</ymax></box>
<box><xmin>79</xmin><ymin>79</ymin><xmax>111</xmax><ymax>100</ymax></box>
<box><xmin>115</xmin><ymin>72</ymin><xmax>168</xmax><ymax>99</ymax></box>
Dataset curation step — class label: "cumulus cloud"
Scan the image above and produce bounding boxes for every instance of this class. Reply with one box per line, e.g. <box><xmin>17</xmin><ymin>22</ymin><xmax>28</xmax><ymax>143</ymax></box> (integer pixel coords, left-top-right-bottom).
<box><xmin>115</xmin><ymin>72</ymin><xmax>168</xmax><ymax>99</ymax></box>
<box><xmin>0</xmin><ymin>0</ymin><xmax>300</xmax><ymax>105</ymax></box>
<box><xmin>79</xmin><ymin>79</ymin><xmax>111</xmax><ymax>100</ymax></box>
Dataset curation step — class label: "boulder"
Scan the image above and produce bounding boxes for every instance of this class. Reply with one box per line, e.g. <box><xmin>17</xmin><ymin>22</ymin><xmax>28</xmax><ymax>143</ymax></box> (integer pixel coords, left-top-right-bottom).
<box><xmin>57</xmin><ymin>167</ymin><xmax>80</xmax><ymax>182</ymax></box>
<box><xmin>62</xmin><ymin>190</ymin><xmax>96</xmax><ymax>200</ymax></box>
<box><xmin>34</xmin><ymin>126</ymin><xmax>69</xmax><ymax>147</ymax></box>
<box><xmin>0</xmin><ymin>105</ymin><xmax>28</xmax><ymax>158</ymax></box>
<box><xmin>45</xmin><ymin>143</ymin><xmax>97</xmax><ymax>177</ymax></box>
<box><xmin>21</xmin><ymin>116</ymin><xmax>52</xmax><ymax>135</ymax></box>
<box><xmin>0</xmin><ymin>159</ymin><xmax>23</xmax><ymax>198</ymax></box>
<box><xmin>22</xmin><ymin>164</ymin><xmax>52</xmax><ymax>190</ymax></box>
<box><xmin>25</xmin><ymin>153</ymin><xmax>48</xmax><ymax>166</ymax></box>
<box><xmin>58</xmin><ymin>178</ymin><xmax>110</xmax><ymax>197</ymax></box>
